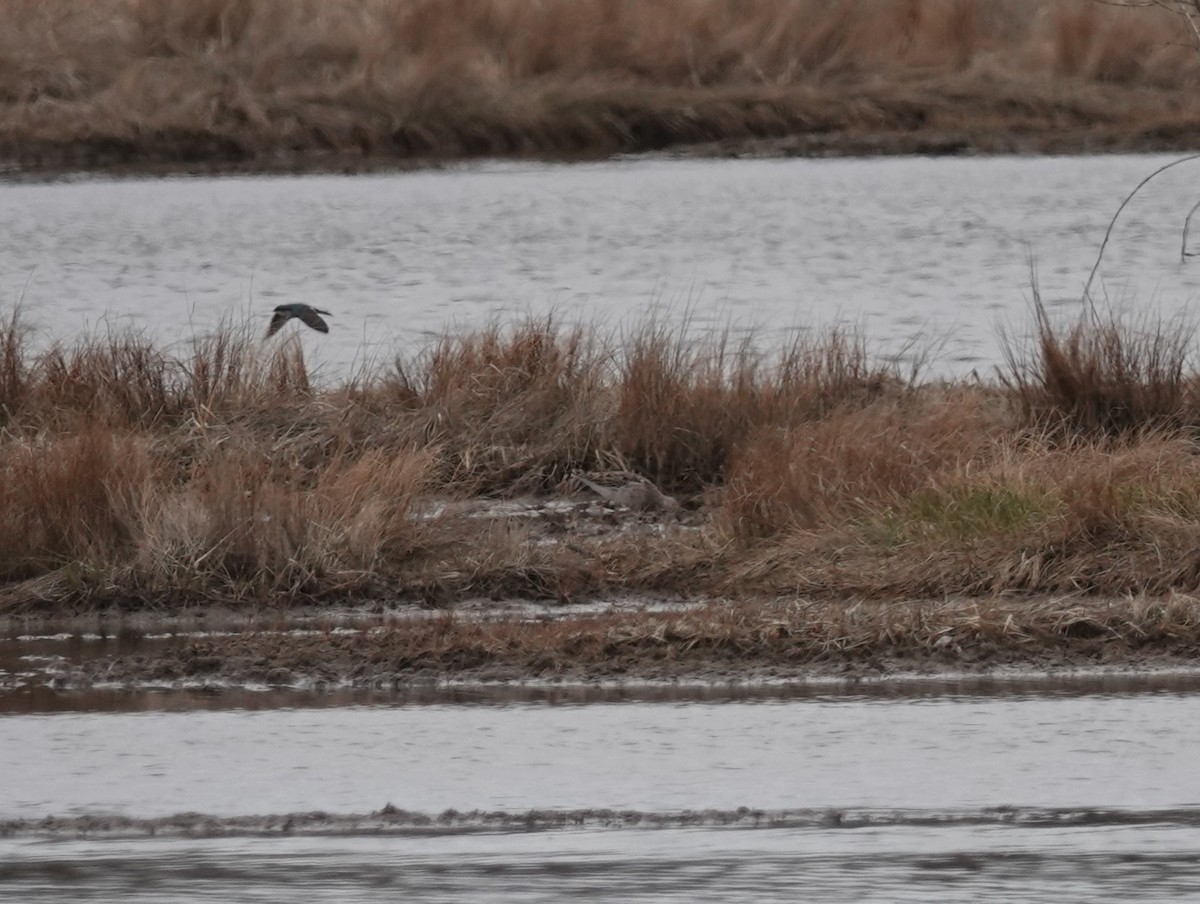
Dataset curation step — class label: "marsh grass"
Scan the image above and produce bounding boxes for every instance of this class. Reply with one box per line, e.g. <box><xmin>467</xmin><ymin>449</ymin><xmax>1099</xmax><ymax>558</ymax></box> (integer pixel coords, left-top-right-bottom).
<box><xmin>410</xmin><ymin>318</ymin><xmax>608</xmax><ymax>493</ymax></box>
<box><xmin>725</xmin><ymin>429</ymin><xmax>1200</xmax><ymax>600</ymax></box>
<box><xmin>615</xmin><ymin>322</ymin><xmax>893</xmax><ymax>491</ymax></box>
<box><xmin>885</xmin><ymin>484</ymin><xmax>1051</xmax><ymax>542</ymax></box>
<box><xmin>2</xmin><ymin>0</ymin><xmax>1200</xmax><ymax>171</ymax></box>
<box><xmin>1002</xmin><ymin>296</ymin><xmax>1200</xmax><ymax>438</ymax></box>
<box><xmin>717</xmin><ymin>384</ymin><xmax>995</xmax><ymax>540</ymax></box>
<box><xmin>4</xmin><ymin>309</ymin><xmax>1200</xmax><ymax>611</ymax></box>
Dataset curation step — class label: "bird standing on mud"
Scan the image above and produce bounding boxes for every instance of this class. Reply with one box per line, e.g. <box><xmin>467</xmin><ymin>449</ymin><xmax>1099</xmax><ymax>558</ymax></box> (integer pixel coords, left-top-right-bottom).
<box><xmin>572</xmin><ymin>471</ymin><xmax>679</xmax><ymax>513</ymax></box>
<box><xmin>265</xmin><ymin>303</ymin><xmax>332</xmax><ymax>338</ymax></box>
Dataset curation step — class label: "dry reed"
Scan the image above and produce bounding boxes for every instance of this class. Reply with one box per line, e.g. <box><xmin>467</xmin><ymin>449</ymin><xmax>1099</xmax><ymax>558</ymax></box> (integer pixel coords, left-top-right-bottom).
<box><xmin>2</xmin><ymin>0</ymin><xmax>1199</xmax><ymax>172</ymax></box>
<box><xmin>1001</xmin><ymin>295</ymin><xmax>1200</xmax><ymax>438</ymax></box>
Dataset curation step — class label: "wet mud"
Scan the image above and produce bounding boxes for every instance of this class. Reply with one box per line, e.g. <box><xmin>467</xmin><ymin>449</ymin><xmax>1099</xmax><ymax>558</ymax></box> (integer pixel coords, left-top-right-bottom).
<box><xmin>7</xmin><ymin>125</ymin><xmax>1200</xmax><ymax>183</ymax></box>
<box><xmin>5</xmin><ymin>602</ymin><xmax>1200</xmax><ymax>700</ymax></box>
<box><xmin>8</xmin><ymin>804</ymin><xmax>1200</xmax><ymax>841</ymax></box>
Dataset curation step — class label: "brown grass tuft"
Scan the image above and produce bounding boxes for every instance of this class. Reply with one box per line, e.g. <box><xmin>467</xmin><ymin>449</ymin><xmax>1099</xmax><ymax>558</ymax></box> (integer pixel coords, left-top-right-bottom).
<box><xmin>1001</xmin><ymin>297</ymin><xmax>1197</xmax><ymax>438</ymax></box>
<box><xmin>136</xmin><ymin>441</ymin><xmax>436</xmax><ymax>599</ymax></box>
<box><xmin>0</xmin><ymin>427</ymin><xmax>156</xmax><ymax>580</ymax></box>
<box><xmin>613</xmin><ymin>322</ymin><xmax>896</xmax><ymax>491</ymax></box>
<box><xmin>717</xmin><ymin>385</ymin><xmax>1004</xmax><ymax>541</ymax></box>
<box><xmin>413</xmin><ymin>317</ymin><xmax>607</xmax><ymax>493</ymax></box>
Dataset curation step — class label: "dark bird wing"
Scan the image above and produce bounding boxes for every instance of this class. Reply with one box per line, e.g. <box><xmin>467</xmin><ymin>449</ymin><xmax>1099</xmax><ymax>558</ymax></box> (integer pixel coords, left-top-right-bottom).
<box><xmin>265</xmin><ymin>309</ymin><xmax>292</xmax><ymax>338</ymax></box>
<box><xmin>297</xmin><ymin>307</ymin><xmax>330</xmax><ymax>333</ymax></box>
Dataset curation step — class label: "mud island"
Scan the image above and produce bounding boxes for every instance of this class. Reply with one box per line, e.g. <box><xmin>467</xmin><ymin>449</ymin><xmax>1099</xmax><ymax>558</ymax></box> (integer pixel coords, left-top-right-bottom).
<box><xmin>6</xmin><ymin>0</ymin><xmax>1200</xmax><ymax>689</ymax></box>
<box><xmin>4</xmin><ymin>304</ymin><xmax>1200</xmax><ymax>688</ymax></box>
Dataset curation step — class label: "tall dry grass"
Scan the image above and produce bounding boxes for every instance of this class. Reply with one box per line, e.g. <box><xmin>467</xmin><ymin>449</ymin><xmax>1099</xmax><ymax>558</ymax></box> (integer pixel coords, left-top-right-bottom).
<box><xmin>1</xmin><ymin>0</ymin><xmax>1199</xmax><ymax>170</ymax></box>
<box><xmin>614</xmin><ymin>322</ymin><xmax>894</xmax><ymax>490</ymax></box>
<box><xmin>707</xmin><ymin>297</ymin><xmax>1200</xmax><ymax>601</ymax></box>
<box><xmin>717</xmin><ymin>384</ymin><xmax>1000</xmax><ymax>541</ymax></box>
<box><xmin>1001</xmin><ymin>298</ymin><xmax>1200</xmax><ymax>438</ymax></box>
<box><xmin>0</xmin><ymin>311</ymin><xmax>898</xmax><ymax>608</ymax></box>
<box><xmin>4</xmin><ymin>308</ymin><xmax>1200</xmax><ymax>610</ymax></box>
<box><xmin>721</xmin><ymin>428</ymin><xmax>1200</xmax><ymax>599</ymax></box>
<box><xmin>0</xmin><ymin>427</ymin><xmax>155</xmax><ymax>581</ymax></box>
<box><xmin>405</xmin><ymin>318</ymin><xmax>608</xmax><ymax>493</ymax></box>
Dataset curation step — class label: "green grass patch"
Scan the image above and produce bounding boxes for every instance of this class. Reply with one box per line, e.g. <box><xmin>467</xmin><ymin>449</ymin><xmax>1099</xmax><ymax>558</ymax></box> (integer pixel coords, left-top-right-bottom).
<box><xmin>873</xmin><ymin>485</ymin><xmax>1053</xmax><ymax>544</ymax></box>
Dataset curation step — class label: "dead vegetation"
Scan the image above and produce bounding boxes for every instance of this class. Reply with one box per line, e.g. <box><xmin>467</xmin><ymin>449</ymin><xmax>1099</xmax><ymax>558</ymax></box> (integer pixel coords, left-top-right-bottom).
<box><xmin>3</xmin><ymin>0</ymin><xmax>1200</xmax><ymax>172</ymax></box>
<box><xmin>5</xmin><ymin>306</ymin><xmax>1200</xmax><ymax>617</ymax></box>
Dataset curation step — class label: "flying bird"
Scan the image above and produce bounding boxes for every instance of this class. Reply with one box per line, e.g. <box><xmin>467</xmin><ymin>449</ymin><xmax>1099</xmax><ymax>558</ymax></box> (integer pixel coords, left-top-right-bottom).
<box><xmin>266</xmin><ymin>304</ymin><xmax>332</xmax><ymax>338</ymax></box>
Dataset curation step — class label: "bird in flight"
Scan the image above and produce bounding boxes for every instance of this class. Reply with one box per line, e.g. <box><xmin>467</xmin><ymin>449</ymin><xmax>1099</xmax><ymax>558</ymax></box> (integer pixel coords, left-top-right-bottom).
<box><xmin>266</xmin><ymin>303</ymin><xmax>332</xmax><ymax>338</ymax></box>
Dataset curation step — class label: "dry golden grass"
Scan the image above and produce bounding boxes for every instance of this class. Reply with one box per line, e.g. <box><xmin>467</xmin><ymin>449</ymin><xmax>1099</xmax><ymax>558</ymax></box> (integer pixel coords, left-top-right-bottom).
<box><xmin>2</xmin><ymin>0</ymin><xmax>1200</xmax><ymax>171</ymax></box>
<box><xmin>717</xmin><ymin>383</ymin><xmax>998</xmax><ymax>540</ymax></box>
<box><xmin>5</xmin><ymin>307</ymin><xmax>1200</xmax><ymax>613</ymax></box>
<box><xmin>614</xmin><ymin>322</ymin><xmax>891</xmax><ymax>491</ymax></box>
<box><xmin>724</xmin><ymin>431</ymin><xmax>1200</xmax><ymax>599</ymax></box>
<box><xmin>1002</xmin><ymin>296</ymin><xmax>1200</xmax><ymax>438</ymax></box>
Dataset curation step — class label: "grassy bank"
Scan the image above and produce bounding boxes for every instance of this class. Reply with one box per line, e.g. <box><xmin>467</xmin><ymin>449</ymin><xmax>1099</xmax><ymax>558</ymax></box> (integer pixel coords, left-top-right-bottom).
<box><xmin>3</xmin><ymin>0</ymin><xmax>1200</xmax><ymax>174</ymax></box>
<box><xmin>5</xmin><ymin>305</ymin><xmax>1200</xmax><ymax>615</ymax></box>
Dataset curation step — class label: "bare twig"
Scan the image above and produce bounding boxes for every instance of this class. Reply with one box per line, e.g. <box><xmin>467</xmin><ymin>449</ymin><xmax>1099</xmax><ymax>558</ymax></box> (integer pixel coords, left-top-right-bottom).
<box><xmin>1181</xmin><ymin>198</ymin><xmax>1200</xmax><ymax>260</ymax></box>
<box><xmin>1082</xmin><ymin>152</ymin><xmax>1200</xmax><ymax>305</ymax></box>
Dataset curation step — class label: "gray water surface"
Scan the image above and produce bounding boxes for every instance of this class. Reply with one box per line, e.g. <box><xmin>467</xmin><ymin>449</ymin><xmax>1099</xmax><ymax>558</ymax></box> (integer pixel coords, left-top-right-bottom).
<box><xmin>7</xmin><ymin>822</ymin><xmax>1200</xmax><ymax>904</ymax></box>
<box><xmin>3</xmin><ymin>688</ymin><xmax>1199</xmax><ymax>901</ymax></box>
<box><xmin>4</xmin><ymin>692</ymin><xmax>1195</xmax><ymax>818</ymax></box>
<box><xmin>4</xmin><ymin>155</ymin><xmax>1200</xmax><ymax>377</ymax></box>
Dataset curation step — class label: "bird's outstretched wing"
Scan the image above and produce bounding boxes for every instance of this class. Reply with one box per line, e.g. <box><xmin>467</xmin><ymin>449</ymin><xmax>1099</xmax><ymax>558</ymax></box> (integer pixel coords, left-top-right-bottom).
<box><xmin>297</xmin><ymin>307</ymin><xmax>330</xmax><ymax>333</ymax></box>
<box><xmin>265</xmin><ymin>309</ymin><xmax>292</xmax><ymax>338</ymax></box>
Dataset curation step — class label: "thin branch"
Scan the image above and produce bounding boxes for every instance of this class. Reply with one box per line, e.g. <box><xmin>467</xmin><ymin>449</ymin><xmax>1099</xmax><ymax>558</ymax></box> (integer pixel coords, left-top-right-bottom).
<box><xmin>1182</xmin><ymin>198</ymin><xmax>1200</xmax><ymax>260</ymax></box>
<box><xmin>1082</xmin><ymin>152</ymin><xmax>1200</xmax><ymax>306</ymax></box>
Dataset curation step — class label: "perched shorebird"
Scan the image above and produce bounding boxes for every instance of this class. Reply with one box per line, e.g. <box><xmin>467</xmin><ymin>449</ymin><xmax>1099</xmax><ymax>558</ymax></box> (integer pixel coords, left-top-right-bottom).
<box><xmin>266</xmin><ymin>304</ymin><xmax>332</xmax><ymax>338</ymax></box>
<box><xmin>572</xmin><ymin>471</ymin><xmax>679</xmax><ymax>513</ymax></box>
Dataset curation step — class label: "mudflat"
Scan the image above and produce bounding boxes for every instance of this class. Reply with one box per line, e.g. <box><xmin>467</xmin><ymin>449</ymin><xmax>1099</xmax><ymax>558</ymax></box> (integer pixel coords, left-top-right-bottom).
<box><xmin>8</xmin><ymin>590</ymin><xmax>1200</xmax><ymax>692</ymax></box>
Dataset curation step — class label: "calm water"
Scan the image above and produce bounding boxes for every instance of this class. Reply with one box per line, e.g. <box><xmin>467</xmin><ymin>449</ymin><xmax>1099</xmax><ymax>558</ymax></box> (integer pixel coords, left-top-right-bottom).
<box><xmin>4</xmin><ymin>154</ymin><xmax>1200</xmax><ymax>377</ymax></box>
<box><xmin>3</xmin><ymin>684</ymin><xmax>1200</xmax><ymax>901</ymax></box>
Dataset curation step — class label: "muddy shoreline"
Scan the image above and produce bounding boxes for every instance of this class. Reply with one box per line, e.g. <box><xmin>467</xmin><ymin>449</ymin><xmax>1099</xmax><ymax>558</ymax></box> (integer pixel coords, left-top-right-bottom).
<box><xmin>9</xmin><ymin>803</ymin><xmax>1198</xmax><ymax>841</ymax></box>
<box><xmin>4</xmin><ymin>126</ymin><xmax>1200</xmax><ymax>183</ymax></box>
<box><xmin>7</xmin><ymin>595</ymin><xmax>1200</xmax><ymax>694</ymax></box>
